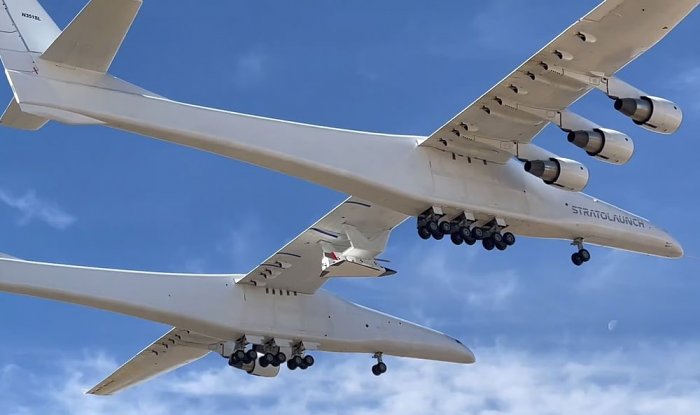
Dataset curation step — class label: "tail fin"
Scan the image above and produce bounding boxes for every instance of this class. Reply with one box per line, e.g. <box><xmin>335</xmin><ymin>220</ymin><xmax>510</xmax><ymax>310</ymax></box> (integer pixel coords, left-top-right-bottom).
<box><xmin>41</xmin><ymin>0</ymin><xmax>142</xmax><ymax>73</ymax></box>
<box><xmin>0</xmin><ymin>0</ymin><xmax>142</xmax><ymax>130</ymax></box>
<box><xmin>0</xmin><ymin>0</ymin><xmax>61</xmax><ymax>129</ymax></box>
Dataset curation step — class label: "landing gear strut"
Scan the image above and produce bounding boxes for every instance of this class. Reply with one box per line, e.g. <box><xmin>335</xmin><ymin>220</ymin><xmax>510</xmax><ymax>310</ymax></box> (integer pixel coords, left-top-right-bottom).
<box><xmin>371</xmin><ymin>352</ymin><xmax>387</xmax><ymax>376</ymax></box>
<box><xmin>571</xmin><ymin>238</ymin><xmax>591</xmax><ymax>266</ymax></box>
<box><xmin>228</xmin><ymin>336</ymin><xmax>257</xmax><ymax>366</ymax></box>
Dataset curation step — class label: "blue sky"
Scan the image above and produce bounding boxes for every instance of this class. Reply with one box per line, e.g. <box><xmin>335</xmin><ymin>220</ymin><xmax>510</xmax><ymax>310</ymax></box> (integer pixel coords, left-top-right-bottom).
<box><xmin>1</xmin><ymin>1</ymin><xmax>700</xmax><ymax>414</ymax></box>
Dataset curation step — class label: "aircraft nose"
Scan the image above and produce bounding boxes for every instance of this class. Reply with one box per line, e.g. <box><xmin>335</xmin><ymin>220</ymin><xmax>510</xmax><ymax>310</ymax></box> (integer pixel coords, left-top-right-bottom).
<box><xmin>666</xmin><ymin>238</ymin><xmax>684</xmax><ymax>258</ymax></box>
<box><xmin>446</xmin><ymin>336</ymin><xmax>476</xmax><ymax>364</ymax></box>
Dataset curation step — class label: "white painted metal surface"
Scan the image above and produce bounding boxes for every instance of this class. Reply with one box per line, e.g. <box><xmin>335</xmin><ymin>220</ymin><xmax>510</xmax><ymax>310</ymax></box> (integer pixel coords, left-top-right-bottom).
<box><xmin>0</xmin><ymin>0</ymin><xmax>694</xmax><ymax>395</ymax></box>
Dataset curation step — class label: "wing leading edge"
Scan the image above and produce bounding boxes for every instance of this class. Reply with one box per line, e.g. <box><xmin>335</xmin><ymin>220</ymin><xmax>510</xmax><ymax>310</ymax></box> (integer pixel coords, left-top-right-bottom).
<box><xmin>420</xmin><ymin>0</ymin><xmax>699</xmax><ymax>162</ymax></box>
<box><xmin>236</xmin><ymin>197</ymin><xmax>408</xmax><ymax>294</ymax></box>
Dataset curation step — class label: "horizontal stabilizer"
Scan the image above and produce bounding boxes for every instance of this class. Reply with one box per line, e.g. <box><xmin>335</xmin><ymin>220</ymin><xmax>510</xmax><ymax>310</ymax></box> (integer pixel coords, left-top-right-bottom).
<box><xmin>0</xmin><ymin>98</ymin><xmax>48</xmax><ymax>130</ymax></box>
<box><xmin>40</xmin><ymin>0</ymin><xmax>142</xmax><ymax>72</ymax></box>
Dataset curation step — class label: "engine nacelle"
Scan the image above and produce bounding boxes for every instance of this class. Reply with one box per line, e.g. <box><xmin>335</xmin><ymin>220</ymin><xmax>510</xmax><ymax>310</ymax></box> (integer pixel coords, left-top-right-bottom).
<box><xmin>233</xmin><ymin>358</ymin><xmax>280</xmax><ymax>377</ymax></box>
<box><xmin>614</xmin><ymin>96</ymin><xmax>683</xmax><ymax>134</ymax></box>
<box><xmin>524</xmin><ymin>157</ymin><xmax>589</xmax><ymax>192</ymax></box>
<box><xmin>567</xmin><ymin>128</ymin><xmax>634</xmax><ymax>165</ymax></box>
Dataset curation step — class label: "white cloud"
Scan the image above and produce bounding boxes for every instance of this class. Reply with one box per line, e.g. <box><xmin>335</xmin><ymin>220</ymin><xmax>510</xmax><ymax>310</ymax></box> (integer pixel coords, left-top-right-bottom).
<box><xmin>3</xmin><ymin>342</ymin><xmax>700</xmax><ymax>415</ymax></box>
<box><xmin>0</xmin><ymin>188</ymin><xmax>76</xmax><ymax>230</ymax></box>
<box><xmin>233</xmin><ymin>50</ymin><xmax>268</xmax><ymax>89</ymax></box>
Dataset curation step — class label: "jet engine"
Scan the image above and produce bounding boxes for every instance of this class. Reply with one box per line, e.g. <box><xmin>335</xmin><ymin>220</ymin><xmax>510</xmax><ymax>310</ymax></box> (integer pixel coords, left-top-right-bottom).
<box><xmin>614</xmin><ymin>96</ymin><xmax>682</xmax><ymax>134</ymax></box>
<box><xmin>232</xmin><ymin>357</ymin><xmax>281</xmax><ymax>377</ymax></box>
<box><xmin>524</xmin><ymin>157</ymin><xmax>589</xmax><ymax>192</ymax></box>
<box><xmin>567</xmin><ymin>128</ymin><xmax>634</xmax><ymax>165</ymax></box>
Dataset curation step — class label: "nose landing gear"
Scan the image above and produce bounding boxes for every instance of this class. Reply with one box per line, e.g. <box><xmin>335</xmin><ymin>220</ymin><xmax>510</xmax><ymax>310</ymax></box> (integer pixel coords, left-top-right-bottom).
<box><xmin>571</xmin><ymin>238</ymin><xmax>591</xmax><ymax>266</ymax></box>
<box><xmin>371</xmin><ymin>352</ymin><xmax>387</xmax><ymax>376</ymax></box>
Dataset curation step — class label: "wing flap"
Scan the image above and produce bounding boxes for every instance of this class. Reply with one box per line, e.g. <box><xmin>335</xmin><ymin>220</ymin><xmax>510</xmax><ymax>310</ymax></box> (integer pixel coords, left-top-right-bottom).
<box><xmin>87</xmin><ymin>328</ymin><xmax>219</xmax><ymax>396</ymax></box>
<box><xmin>40</xmin><ymin>0</ymin><xmax>142</xmax><ymax>72</ymax></box>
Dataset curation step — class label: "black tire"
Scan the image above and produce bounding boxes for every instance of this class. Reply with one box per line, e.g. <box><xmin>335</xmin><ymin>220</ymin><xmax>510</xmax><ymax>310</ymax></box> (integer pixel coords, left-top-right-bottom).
<box><xmin>246</xmin><ymin>349</ymin><xmax>258</xmax><ymax>363</ymax></box>
<box><xmin>492</xmin><ymin>232</ymin><xmax>503</xmax><ymax>244</ymax></box>
<box><xmin>471</xmin><ymin>227</ymin><xmax>485</xmax><ymax>240</ymax></box>
<box><xmin>571</xmin><ymin>252</ymin><xmax>584</xmax><ymax>266</ymax></box>
<box><xmin>450</xmin><ymin>232</ymin><xmax>463</xmax><ymax>245</ymax></box>
<box><xmin>464</xmin><ymin>236</ymin><xmax>476</xmax><ymax>246</ymax></box>
<box><xmin>482</xmin><ymin>237</ymin><xmax>495</xmax><ymax>251</ymax></box>
<box><xmin>579</xmin><ymin>249</ymin><xmax>591</xmax><ymax>262</ymax></box>
<box><xmin>287</xmin><ymin>359</ymin><xmax>297</xmax><ymax>370</ymax></box>
<box><xmin>438</xmin><ymin>221</ymin><xmax>452</xmax><ymax>234</ymax></box>
<box><xmin>459</xmin><ymin>227</ymin><xmax>472</xmax><ymax>240</ymax></box>
<box><xmin>372</xmin><ymin>364</ymin><xmax>382</xmax><ymax>376</ymax></box>
<box><xmin>234</xmin><ymin>350</ymin><xmax>246</xmax><ymax>362</ymax></box>
<box><xmin>264</xmin><ymin>352</ymin><xmax>275</xmax><ymax>365</ymax></box>
<box><xmin>303</xmin><ymin>355</ymin><xmax>315</xmax><ymax>367</ymax></box>
<box><xmin>292</xmin><ymin>355</ymin><xmax>304</xmax><ymax>366</ymax></box>
<box><xmin>276</xmin><ymin>352</ymin><xmax>287</xmax><ymax>364</ymax></box>
<box><xmin>431</xmin><ymin>229</ymin><xmax>444</xmax><ymax>240</ymax></box>
<box><xmin>298</xmin><ymin>362</ymin><xmax>309</xmax><ymax>370</ymax></box>
<box><xmin>259</xmin><ymin>357</ymin><xmax>269</xmax><ymax>368</ymax></box>
<box><xmin>496</xmin><ymin>241</ymin><xmax>507</xmax><ymax>251</ymax></box>
<box><xmin>503</xmin><ymin>232</ymin><xmax>516</xmax><ymax>246</ymax></box>
<box><xmin>426</xmin><ymin>221</ymin><xmax>439</xmax><ymax>234</ymax></box>
<box><xmin>418</xmin><ymin>226</ymin><xmax>431</xmax><ymax>240</ymax></box>
<box><xmin>228</xmin><ymin>354</ymin><xmax>238</xmax><ymax>367</ymax></box>
<box><xmin>377</xmin><ymin>362</ymin><xmax>387</xmax><ymax>374</ymax></box>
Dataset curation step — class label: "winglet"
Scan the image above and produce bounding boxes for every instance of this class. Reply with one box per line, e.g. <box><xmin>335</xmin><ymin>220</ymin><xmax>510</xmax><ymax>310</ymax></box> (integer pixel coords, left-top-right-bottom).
<box><xmin>40</xmin><ymin>0</ymin><xmax>142</xmax><ymax>73</ymax></box>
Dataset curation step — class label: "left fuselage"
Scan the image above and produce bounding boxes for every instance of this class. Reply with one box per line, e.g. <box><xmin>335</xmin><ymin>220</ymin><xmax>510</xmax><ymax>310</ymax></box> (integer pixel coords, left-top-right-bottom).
<box><xmin>0</xmin><ymin>257</ymin><xmax>474</xmax><ymax>364</ymax></box>
<box><xmin>9</xmin><ymin>69</ymin><xmax>682</xmax><ymax>258</ymax></box>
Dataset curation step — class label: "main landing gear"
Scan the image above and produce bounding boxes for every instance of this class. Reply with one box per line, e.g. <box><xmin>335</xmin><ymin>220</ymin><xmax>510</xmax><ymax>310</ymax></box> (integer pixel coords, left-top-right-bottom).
<box><xmin>258</xmin><ymin>339</ymin><xmax>290</xmax><ymax>368</ymax></box>
<box><xmin>286</xmin><ymin>342</ymin><xmax>315</xmax><ymax>371</ymax></box>
<box><xmin>371</xmin><ymin>352</ymin><xmax>387</xmax><ymax>376</ymax></box>
<box><xmin>571</xmin><ymin>238</ymin><xmax>591</xmax><ymax>266</ymax></box>
<box><xmin>417</xmin><ymin>208</ymin><xmax>516</xmax><ymax>252</ymax></box>
<box><xmin>228</xmin><ymin>336</ymin><xmax>259</xmax><ymax>366</ymax></box>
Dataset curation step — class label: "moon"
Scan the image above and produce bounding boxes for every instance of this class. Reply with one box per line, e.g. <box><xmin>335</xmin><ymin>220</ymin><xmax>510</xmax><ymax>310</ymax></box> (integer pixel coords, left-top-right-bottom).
<box><xmin>607</xmin><ymin>320</ymin><xmax>619</xmax><ymax>332</ymax></box>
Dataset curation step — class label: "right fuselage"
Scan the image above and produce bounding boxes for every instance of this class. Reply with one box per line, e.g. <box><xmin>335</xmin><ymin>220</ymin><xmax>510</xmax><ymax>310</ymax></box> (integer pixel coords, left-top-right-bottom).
<box><xmin>9</xmin><ymin>70</ymin><xmax>683</xmax><ymax>258</ymax></box>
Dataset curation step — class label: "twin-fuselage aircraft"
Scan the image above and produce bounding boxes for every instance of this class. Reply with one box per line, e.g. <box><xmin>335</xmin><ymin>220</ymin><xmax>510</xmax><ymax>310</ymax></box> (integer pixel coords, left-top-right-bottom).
<box><xmin>0</xmin><ymin>0</ymin><xmax>695</xmax><ymax>395</ymax></box>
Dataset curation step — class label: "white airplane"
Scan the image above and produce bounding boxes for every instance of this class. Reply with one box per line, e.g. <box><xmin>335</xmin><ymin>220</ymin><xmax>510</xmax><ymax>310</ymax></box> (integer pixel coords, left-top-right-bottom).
<box><xmin>0</xmin><ymin>0</ymin><xmax>695</xmax><ymax>395</ymax></box>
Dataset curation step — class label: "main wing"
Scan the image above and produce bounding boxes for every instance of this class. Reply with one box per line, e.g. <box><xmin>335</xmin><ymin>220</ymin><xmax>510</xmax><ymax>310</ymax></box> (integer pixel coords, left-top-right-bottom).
<box><xmin>88</xmin><ymin>328</ymin><xmax>220</xmax><ymax>395</ymax></box>
<box><xmin>236</xmin><ymin>197</ymin><xmax>408</xmax><ymax>294</ymax></box>
<box><xmin>421</xmin><ymin>0</ymin><xmax>698</xmax><ymax>162</ymax></box>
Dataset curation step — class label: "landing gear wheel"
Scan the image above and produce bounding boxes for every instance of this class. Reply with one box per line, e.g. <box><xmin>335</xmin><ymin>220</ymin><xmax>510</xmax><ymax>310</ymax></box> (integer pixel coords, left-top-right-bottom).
<box><xmin>228</xmin><ymin>354</ymin><xmax>237</xmax><ymax>367</ymax></box>
<box><xmin>492</xmin><ymin>233</ymin><xmax>503</xmax><ymax>244</ymax></box>
<box><xmin>303</xmin><ymin>355</ymin><xmax>315</xmax><ymax>367</ymax></box>
<box><xmin>261</xmin><ymin>352</ymin><xmax>275</xmax><ymax>367</ymax></box>
<box><xmin>298</xmin><ymin>362</ymin><xmax>309</xmax><ymax>370</ymax></box>
<box><xmin>464</xmin><ymin>236</ymin><xmax>476</xmax><ymax>246</ymax></box>
<box><xmin>426</xmin><ymin>221</ymin><xmax>439</xmax><ymax>234</ymax></box>
<box><xmin>245</xmin><ymin>349</ymin><xmax>258</xmax><ymax>363</ymax></box>
<box><xmin>503</xmin><ymin>232</ymin><xmax>516</xmax><ymax>246</ymax></box>
<box><xmin>496</xmin><ymin>241</ymin><xmax>507</xmax><ymax>251</ymax></box>
<box><xmin>259</xmin><ymin>356</ymin><xmax>270</xmax><ymax>368</ymax></box>
<box><xmin>418</xmin><ymin>226</ymin><xmax>431</xmax><ymax>240</ymax></box>
<box><xmin>233</xmin><ymin>350</ymin><xmax>246</xmax><ymax>363</ymax></box>
<box><xmin>450</xmin><ymin>232</ymin><xmax>464</xmax><ymax>245</ymax></box>
<box><xmin>579</xmin><ymin>249</ymin><xmax>591</xmax><ymax>262</ymax></box>
<box><xmin>438</xmin><ymin>221</ymin><xmax>452</xmax><ymax>235</ymax></box>
<box><xmin>287</xmin><ymin>359</ymin><xmax>298</xmax><ymax>370</ymax></box>
<box><xmin>431</xmin><ymin>230</ymin><xmax>444</xmax><ymax>240</ymax></box>
<box><xmin>571</xmin><ymin>252</ymin><xmax>584</xmax><ymax>266</ymax></box>
<box><xmin>471</xmin><ymin>227</ymin><xmax>485</xmax><ymax>240</ymax></box>
<box><xmin>482</xmin><ymin>237</ymin><xmax>495</xmax><ymax>251</ymax></box>
<box><xmin>275</xmin><ymin>352</ymin><xmax>287</xmax><ymax>364</ymax></box>
<box><xmin>459</xmin><ymin>227</ymin><xmax>472</xmax><ymax>240</ymax></box>
<box><xmin>371</xmin><ymin>362</ymin><xmax>388</xmax><ymax>376</ymax></box>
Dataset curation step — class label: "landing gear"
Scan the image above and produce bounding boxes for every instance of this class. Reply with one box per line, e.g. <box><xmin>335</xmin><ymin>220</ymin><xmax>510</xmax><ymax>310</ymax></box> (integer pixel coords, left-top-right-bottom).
<box><xmin>371</xmin><ymin>353</ymin><xmax>387</xmax><ymax>376</ymax></box>
<box><xmin>228</xmin><ymin>336</ymin><xmax>256</xmax><ymax>366</ymax></box>
<box><xmin>287</xmin><ymin>342</ymin><xmax>315</xmax><ymax>371</ymax></box>
<box><xmin>571</xmin><ymin>238</ymin><xmax>591</xmax><ymax>266</ymax></box>
<box><xmin>416</xmin><ymin>210</ymin><xmax>517</xmax><ymax>254</ymax></box>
